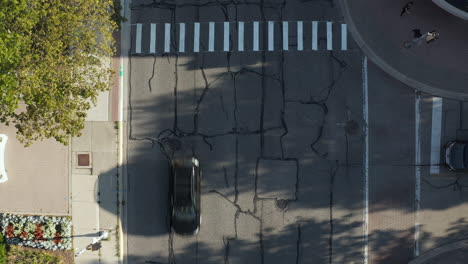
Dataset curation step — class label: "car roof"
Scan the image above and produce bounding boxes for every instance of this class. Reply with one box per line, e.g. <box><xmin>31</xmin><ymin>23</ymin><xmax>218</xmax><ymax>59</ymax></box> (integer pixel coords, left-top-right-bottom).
<box><xmin>174</xmin><ymin>166</ymin><xmax>193</xmax><ymax>205</ymax></box>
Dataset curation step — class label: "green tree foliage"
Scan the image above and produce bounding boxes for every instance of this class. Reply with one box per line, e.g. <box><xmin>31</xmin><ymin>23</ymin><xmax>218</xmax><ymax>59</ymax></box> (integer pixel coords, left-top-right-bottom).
<box><xmin>0</xmin><ymin>0</ymin><xmax>117</xmax><ymax>146</ymax></box>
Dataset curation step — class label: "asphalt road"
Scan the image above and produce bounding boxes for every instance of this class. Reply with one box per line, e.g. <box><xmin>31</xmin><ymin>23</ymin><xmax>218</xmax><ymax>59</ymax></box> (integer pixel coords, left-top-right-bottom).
<box><xmin>123</xmin><ymin>1</ymin><xmax>468</xmax><ymax>263</ymax></box>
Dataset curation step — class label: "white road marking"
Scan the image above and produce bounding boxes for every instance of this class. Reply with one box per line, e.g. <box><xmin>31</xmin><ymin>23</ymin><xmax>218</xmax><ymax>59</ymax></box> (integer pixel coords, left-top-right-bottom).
<box><xmin>327</xmin><ymin>21</ymin><xmax>332</xmax><ymax>50</ymax></box>
<box><xmin>268</xmin><ymin>21</ymin><xmax>274</xmax><ymax>51</ymax></box>
<box><xmin>117</xmin><ymin>0</ymin><xmax>128</xmax><ymax>259</ymax></box>
<box><xmin>164</xmin><ymin>23</ymin><xmax>171</xmax><ymax>53</ymax></box>
<box><xmin>194</xmin><ymin>22</ymin><xmax>200</xmax><ymax>52</ymax></box>
<box><xmin>135</xmin><ymin>23</ymin><xmax>142</xmax><ymax>53</ymax></box>
<box><xmin>209</xmin><ymin>22</ymin><xmax>215</xmax><ymax>52</ymax></box>
<box><xmin>238</xmin><ymin>22</ymin><xmax>244</xmax><ymax>51</ymax></box>
<box><xmin>297</xmin><ymin>21</ymin><xmax>303</xmax><ymax>51</ymax></box>
<box><xmin>312</xmin><ymin>21</ymin><xmax>318</xmax><ymax>50</ymax></box>
<box><xmin>138</xmin><ymin>21</ymin><xmax>351</xmax><ymax>54</ymax></box>
<box><xmin>150</xmin><ymin>23</ymin><xmax>156</xmax><ymax>53</ymax></box>
<box><xmin>253</xmin><ymin>21</ymin><xmax>259</xmax><ymax>51</ymax></box>
<box><xmin>224</xmin><ymin>22</ymin><xmax>230</xmax><ymax>51</ymax></box>
<box><xmin>282</xmin><ymin>21</ymin><xmax>288</xmax><ymax>51</ymax></box>
<box><xmin>415</xmin><ymin>92</ymin><xmax>422</xmax><ymax>257</ymax></box>
<box><xmin>341</xmin><ymin>23</ymin><xmax>347</xmax><ymax>50</ymax></box>
<box><xmin>430</xmin><ymin>97</ymin><xmax>443</xmax><ymax>174</ymax></box>
<box><xmin>362</xmin><ymin>56</ymin><xmax>369</xmax><ymax>264</ymax></box>
<box><xmin>179</xmin><ymin>23</ymin><xmax>185</xmax><ymax>52</ymax></box>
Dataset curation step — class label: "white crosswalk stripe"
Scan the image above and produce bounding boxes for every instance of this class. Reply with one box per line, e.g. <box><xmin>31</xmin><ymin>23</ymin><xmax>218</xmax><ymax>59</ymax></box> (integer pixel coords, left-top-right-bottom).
<box><xmin>208</xmin><ymin>22</ymin><xmax>215</xmax><ymax>52</ymax></box>
<box><xmin>150</xmin><ymin>23</ymin><xmax>156</xmax><ymax>54</ymax></box>
<box><xmin>132</xmin><ymin>21</ymin><xmax>352</xmax><ymax>54</ymax></box>
<box><xmin>283</xmin><ymin>22</ymin><xmax>288</xmax><ymax>51</ymax></box>
<box><xmin>253</xmin><ymin>21</ymin><xmax>259</xmax><ymax>51</ymax></box>
<box><xmin>135</xmin><ymin>23</ymin><xmax>142</xmax><ymax>54</ymax></box>
<box><xmin>297</xmin><ymin>21</ymin><xmax>303</xmax><ymax>51</ymax></box>
<box><xmin>224</xmin><ymin>22</ymin><xmax>229</xmax><ymax>52</ymax></box>
<box><xmin>312</xmin><ymin>21</ymin><xmax>318</xmax><ymax>51</ymax></box>
<box><xmin>194</xmin><ymin>22</ymin><xmax>200</xmax><ymax>52</ymax></box>
<box><xmin>164</xmin><ymin>23</ymin><xmax>170</xmax><ymax>53</ymax></box>
<box><xmin>341</xmin><ymin>23</ymin><xmax>347</xmax><ymax>51</ymax></box>
<box><xmin>268</xmin><ymin>21</ymin><xmax>274</xmax><ymax>51</ymax></box>
<box><xmin>238</xmin><ymin>22</ymin><xmax>244</xmax><ymax>51</ymax></box>
<box><xmin>179</xmin><ymin>23</ymin><xmax>185</xmax><ymax>53</ymax></box>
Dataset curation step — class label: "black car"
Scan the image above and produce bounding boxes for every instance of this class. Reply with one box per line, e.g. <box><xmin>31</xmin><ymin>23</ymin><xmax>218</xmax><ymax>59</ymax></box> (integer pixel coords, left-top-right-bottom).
<box><xmin>445</xmin><ymin>141</ymin><xmax>468</xmax><ymax>170</ymax></box>
<box><xmin>169</xmin><ymin>157</ymin><xmax>201</xmax><ymax>235</ymax></box>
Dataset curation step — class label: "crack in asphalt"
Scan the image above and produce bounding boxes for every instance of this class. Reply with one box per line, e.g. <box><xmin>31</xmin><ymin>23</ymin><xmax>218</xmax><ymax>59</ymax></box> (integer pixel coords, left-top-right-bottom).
<box><xmin>279</xmin><ymin>49</ymin><xmax>288</xmax><ymax>160</ymax></box>
<box><xmin>193</xmin><ymin>67</ymin><xmax>214</xmax><ymax>134</ymax></box>
<box><xmin>148</xmin><ymin>55</ymin><xmax>158</xmax><ymax>92</ymax></box>
<box><xmin>234</xmin><ymin>136</ymin><xmax>240</xmax><ymax>203</ymax></box>
<box><xmin>223</xmin><ymin>236</ymin><xmax>231</xmax><ymax>264</ymax></box>
<box><xmin>423</xmin><ymin>177</ymin><xmax>468</xmax><ymax>193</ymax></box>
<box><xmin>295</xmin><ymin>224</ymin><xmax>302</xmax><ymax>264</ymax></box>
<box><xmin>168</xmin><ymin>231</ymin><xmax>176</xmax><ymax>264</ymax></box>
<box><xmin>328</xmin><ymin>160</ymin><xmax>339</xmax><ymax>264</ymax></box>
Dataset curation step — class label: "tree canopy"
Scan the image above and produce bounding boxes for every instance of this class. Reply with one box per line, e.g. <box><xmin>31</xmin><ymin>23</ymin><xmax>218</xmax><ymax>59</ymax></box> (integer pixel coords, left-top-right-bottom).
<box><xmin>0</xmin><ymin>0</ymin><xmax>117</xmax><ymax>146</ymax></box>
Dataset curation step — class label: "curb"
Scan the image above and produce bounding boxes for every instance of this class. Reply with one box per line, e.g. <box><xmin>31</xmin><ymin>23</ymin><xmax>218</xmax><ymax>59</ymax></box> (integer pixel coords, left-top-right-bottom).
<box><xmin>408</xmin><ymin>239</ymin><xmax>468</xmax><ymax>264</ymax></box>
<box><xmin>337</xmin><ymin>0</ymin><xmax>468</xmax><ymax>101</ymax></box>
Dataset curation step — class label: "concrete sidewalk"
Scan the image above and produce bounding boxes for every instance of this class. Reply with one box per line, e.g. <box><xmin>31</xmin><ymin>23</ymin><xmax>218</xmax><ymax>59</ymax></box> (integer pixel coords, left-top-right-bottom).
<box><xmin>71</xmin><ymin>121</ymin><xmax>120</xmax><ymax>264</ymax></box>
<box><xmin>338</xmin><ymin>0</ymin><xmax>468</xmax><ymax>100</ymax></box>
<box><xmin>70</xmin><ymin>49</ymin><xmax>122</xmax><ymax>262</ymax></box>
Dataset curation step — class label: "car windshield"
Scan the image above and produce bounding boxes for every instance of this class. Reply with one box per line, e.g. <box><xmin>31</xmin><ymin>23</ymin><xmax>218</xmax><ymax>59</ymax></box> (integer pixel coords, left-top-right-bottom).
<box><xmin>174</xmin><ymin>167</ymin><xmax>193</xmax><ymax>205</ymax></box>
<box><xmin>173</xmin><ymin>205</ymin><xmax>196</xmax><ymax>221</ymax></box>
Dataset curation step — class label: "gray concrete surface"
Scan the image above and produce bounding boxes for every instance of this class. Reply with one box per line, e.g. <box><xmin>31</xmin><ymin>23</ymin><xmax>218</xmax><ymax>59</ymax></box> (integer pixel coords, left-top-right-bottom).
<box><xmin>72</xmin><ymin>121</ymin><xmax>119</xmax><ymax>264</ymax></box>
<box><xmin>0</xmin><ymin>124</ymin><xmax>69</xmax><ymax>215</ymax></box>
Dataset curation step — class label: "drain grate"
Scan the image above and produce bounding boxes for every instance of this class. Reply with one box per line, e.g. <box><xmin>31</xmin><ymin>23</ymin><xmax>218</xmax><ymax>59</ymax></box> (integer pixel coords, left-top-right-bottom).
<box><xmin>76</xmin><ymin>152</ymin><xmax>92</xmax><ymax>168</ymax></box>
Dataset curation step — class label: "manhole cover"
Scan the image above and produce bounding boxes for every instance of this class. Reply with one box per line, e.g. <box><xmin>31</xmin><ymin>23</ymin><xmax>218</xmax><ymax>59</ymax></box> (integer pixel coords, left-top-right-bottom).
<box><xmin>276</xmin><ymin>199</ymin><xmax>289</xmax><ymax>210</ymax></box>
<box><xmin>345</xmin><ymin>120</ymin><xmax>359</xmax><ymax>135</ymax></box>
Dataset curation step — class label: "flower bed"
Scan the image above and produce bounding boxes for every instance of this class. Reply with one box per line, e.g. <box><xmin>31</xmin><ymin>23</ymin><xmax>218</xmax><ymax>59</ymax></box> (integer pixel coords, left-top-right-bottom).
<box><xmin>0</xmin><ymin>214</ymin><xmax>72</xmax><ymax>250</ymax></box>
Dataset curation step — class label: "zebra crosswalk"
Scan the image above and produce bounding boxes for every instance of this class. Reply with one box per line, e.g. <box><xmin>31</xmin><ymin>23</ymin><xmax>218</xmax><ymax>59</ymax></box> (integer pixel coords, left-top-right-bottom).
<box><xmin>131</xmin><ymin>21</ymin><xmax>352</xmax><ymax>55</ymax></box>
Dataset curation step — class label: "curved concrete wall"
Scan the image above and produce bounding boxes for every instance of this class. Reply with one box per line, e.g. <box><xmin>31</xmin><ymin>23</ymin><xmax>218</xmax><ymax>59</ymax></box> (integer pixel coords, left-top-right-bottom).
<box><xmin>432</xmin><ymin>0</ymin><xmax>468</xmax><ymax>20</ymax></box>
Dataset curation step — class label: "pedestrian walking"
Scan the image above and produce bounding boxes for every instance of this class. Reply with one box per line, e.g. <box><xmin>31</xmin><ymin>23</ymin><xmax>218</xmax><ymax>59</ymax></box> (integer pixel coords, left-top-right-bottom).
<box><xmin>400</xmin><ymin>1</ymin><xmax>414</xmax><ymax>17</ymax></box>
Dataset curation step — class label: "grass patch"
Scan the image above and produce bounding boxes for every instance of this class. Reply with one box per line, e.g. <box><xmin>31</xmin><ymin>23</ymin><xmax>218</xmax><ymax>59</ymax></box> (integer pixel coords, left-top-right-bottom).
<box><xmin>3</xmin><ymin>245</ymin><xmax>73</xmax><ymax>264</ymax></box>
<box><xmin>7</xmin><ymin>246</ymin><xmax>61</xmax><ymax>264</ymax></box>
<box><xmin>0</xmin><ymin>232</ymin><xmax>6</xmax><ymax>264</ymax></box>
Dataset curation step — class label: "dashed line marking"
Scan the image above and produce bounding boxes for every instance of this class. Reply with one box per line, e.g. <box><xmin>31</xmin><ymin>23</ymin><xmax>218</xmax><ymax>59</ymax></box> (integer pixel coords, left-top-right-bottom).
<box><xmin>362</xmin><ymin>55</ymin><xmax>369</xmax><ymax>264</ymax></box>
<box><xmin>430</xmin><ymin>97</ymin><xmax>443</xmax><ymax>174</ymax></box>
<box><xmin>415</xmin><ymin>92</ymin><xmax>422</xmax><ymax>257</ymax></box>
